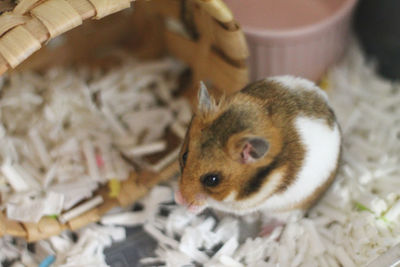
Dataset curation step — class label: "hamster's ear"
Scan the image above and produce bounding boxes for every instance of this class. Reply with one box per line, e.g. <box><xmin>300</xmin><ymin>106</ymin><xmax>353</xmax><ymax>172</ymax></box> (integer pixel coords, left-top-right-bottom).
<box><xmin>198</xmin><ymin>81</ymin><xmax>213</xmax><ymax>113</ymax></box>
<box><xmin>227</xmin><ymin>133</ymin><xmax>269</xmax><ymax>164</ymax></box>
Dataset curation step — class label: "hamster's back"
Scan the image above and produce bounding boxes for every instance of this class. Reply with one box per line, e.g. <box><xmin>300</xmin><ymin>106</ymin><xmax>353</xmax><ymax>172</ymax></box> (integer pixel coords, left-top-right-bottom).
<box><xmin>239</xmin><ymin>76</ymin><xmax>336</xmax><ymax>128</ymax></box>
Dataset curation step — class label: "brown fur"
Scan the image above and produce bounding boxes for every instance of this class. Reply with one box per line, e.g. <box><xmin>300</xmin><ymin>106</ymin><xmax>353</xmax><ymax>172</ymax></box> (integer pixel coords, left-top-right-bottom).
<box><xmin>178</xmin><ymin>78</ymin><xmax>339</xmax><ymax>210</ymax></box>
<box><xmin>242</xmin><ymin>80</ymin><xmax>336</xmax><ymax>128</ymax></box>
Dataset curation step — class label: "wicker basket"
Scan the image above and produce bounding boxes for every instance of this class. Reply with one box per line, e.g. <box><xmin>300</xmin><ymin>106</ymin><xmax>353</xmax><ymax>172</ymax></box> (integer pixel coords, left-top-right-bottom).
<box><xmin>0</xmin><ymin>0</ymin><xmax>249</xmax><ymax>241</ymax></box>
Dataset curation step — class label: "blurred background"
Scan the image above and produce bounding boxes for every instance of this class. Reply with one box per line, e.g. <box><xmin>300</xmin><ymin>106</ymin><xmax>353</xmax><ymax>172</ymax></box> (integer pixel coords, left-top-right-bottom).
<box><xmin>224</xmin><ymin>0</ymin><xmax>400</xmax><ymax>82</ymax></box>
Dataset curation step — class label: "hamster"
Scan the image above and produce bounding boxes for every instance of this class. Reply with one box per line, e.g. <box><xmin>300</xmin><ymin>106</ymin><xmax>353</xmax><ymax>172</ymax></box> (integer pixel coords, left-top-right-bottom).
<box><xmin>175</xmin><ymin>76</ymin><xmax>342</xmax><ymax>219</ymax></box>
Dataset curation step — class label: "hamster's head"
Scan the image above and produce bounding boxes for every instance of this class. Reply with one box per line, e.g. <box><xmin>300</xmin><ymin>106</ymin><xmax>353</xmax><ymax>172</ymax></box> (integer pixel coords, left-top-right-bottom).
<box><xmin>175</xmin><ymin>82</ymin><xmax>283</xmax><ymax>215</ymax></box>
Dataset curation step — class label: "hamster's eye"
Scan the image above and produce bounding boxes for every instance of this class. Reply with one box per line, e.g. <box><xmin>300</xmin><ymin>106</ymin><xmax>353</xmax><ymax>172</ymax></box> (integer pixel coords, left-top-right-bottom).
<box><xmin>201</xmin><ymin>173</ymin><xmax>220</xmax><ymax>187</ymax></box>
<box><xmin>181</xmin><ymin>151</ymin><xmax>188</xmax><ymax>167</ymax></box>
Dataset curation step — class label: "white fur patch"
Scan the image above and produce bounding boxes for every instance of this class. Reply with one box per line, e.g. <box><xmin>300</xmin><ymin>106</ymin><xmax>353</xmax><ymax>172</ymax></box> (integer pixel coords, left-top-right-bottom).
<box><xmin>262</xmin><ymin>116</ymin><xmax>341</xmax><ymax>211</ymax></box>
<box><xmin>207</xmin><ymin>171</ymin><xmax>285</xmax><ymax>215</ymax></box>
<box><xmin>268</xmin><ymin>76</ymin><xmax>328</xmax><ymax>102</ymax></box>
<box><xmin>222</xmin><ymin>191</ymin><xmax>237</xmax><ymax>202</ymax></box>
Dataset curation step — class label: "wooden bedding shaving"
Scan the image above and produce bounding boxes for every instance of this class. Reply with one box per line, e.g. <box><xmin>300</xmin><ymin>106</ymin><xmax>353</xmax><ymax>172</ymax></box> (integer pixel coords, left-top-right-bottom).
<box><xmin>0</xmin><ymin>53</ymin><xmax>189</xmax><ymax>224</ymax></box>
<box><xmin>2</xmin><ymin>44</ymin><xmax>400</xmax><ymax>267</ymax></box>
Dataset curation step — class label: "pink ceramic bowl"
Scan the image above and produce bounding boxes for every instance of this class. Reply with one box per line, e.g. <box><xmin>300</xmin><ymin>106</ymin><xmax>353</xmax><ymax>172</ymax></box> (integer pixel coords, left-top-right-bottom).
<box><xmin>224</xmin><ymin>0</ymin><xmax>358</xmax><ymax>81</ymax></box>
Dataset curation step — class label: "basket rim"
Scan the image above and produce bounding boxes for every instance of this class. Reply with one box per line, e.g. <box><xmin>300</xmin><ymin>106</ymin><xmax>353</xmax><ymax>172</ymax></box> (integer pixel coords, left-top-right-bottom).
<box><xmin>0</xmin><ymin>0</ymin><xmax>237</xmax><ymax>75</ymax></box>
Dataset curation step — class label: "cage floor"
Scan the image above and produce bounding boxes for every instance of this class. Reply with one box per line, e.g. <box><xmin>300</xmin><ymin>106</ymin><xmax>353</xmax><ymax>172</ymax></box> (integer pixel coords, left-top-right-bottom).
<box><xmin>105</xmin><ymin>226</ymin><xmax>157</xmax><ymax>267</ymax></box>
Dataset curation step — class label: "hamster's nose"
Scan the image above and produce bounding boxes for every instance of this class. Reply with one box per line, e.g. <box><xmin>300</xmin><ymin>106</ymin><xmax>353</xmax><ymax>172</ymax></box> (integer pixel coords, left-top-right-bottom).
<box><xmin>174</xmin><ymin>190</ymin><xmax>186</xmax><ymax>205</ymax></box>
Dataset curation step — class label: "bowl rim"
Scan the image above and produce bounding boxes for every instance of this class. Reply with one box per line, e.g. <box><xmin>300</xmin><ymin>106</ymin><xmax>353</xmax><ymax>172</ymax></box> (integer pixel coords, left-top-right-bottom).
<box><xmin>240</xmin><ymin>0</ymin><xmax>358</xmax><ymax>41</ymax></box>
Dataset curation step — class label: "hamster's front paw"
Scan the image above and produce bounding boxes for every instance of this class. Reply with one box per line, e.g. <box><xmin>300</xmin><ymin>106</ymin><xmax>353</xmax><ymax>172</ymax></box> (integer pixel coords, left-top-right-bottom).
<box><xmin>259</xmin><ymin>219</ymin><xmax>285</xmax><ymax>237</ymax></box>
<box><xmin>259</xmin><ymin>210</ymin><xmax>304</xmax><ymax>237</ymax></box>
